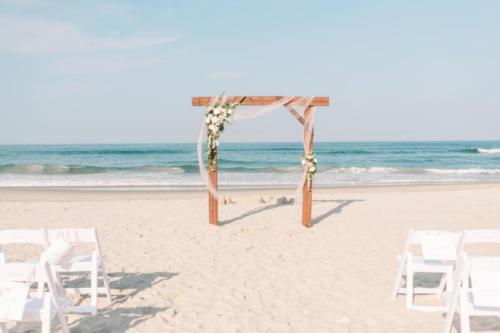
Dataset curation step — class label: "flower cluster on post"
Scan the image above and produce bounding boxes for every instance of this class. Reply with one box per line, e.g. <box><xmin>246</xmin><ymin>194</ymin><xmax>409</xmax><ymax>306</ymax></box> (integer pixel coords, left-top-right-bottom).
<box><xmin>302</xmin><ymin>152</ymin><xmax>318</xmax><ymax>188</ymax></box>
<box><xmin>205</xmin><ymin>95</ymin><xmax>238</xmax><ymax>172</ymax></box>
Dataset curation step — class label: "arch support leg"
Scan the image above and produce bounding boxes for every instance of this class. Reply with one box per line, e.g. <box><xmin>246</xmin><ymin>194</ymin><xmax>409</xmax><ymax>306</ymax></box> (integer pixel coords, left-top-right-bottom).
<box><xmin>302</xmin><ymin>106</ymin><xmax>315</xmax><ymax>228</ymax></box>
<box><xmin>208</xmin><ymin>158</ymin><xmax>219</xmax><ymax>225</ymax></box>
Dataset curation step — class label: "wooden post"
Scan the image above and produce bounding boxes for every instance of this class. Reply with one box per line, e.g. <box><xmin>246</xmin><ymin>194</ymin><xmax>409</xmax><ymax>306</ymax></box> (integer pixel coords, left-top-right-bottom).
<box><xmin>208</xmin><ymin>153</ymin><xmax>219</xmax><ymax>225</ymax></box>
<box><xmin>302</xmin><ymin>107</ymin><xmax>314</xmax><ymax>228</ymax></box>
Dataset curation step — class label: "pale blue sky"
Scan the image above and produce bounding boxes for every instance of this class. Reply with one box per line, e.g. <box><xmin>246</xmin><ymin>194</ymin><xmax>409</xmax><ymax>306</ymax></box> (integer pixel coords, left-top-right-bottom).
<box><xmin>1</xmin><ymin>0</ymin><xmax>499</xmax><ymax>144</ymax></box>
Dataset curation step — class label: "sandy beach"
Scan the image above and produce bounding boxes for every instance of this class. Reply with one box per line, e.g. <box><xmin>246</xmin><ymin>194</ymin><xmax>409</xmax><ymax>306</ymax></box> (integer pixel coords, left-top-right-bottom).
<box><xmin>1</xmin><ymin>183</ymin><xmax>499</xmax><ymax>332</ymax></box>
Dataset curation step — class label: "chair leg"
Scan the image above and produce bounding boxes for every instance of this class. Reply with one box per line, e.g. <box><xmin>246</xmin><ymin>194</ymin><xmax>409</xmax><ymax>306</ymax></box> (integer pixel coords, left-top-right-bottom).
<box><xmin>438</xmin><ymin>273</ymin><xmax>447</xmax><ymax>296</ymax></box>
<box><xmin>406</xmin><ymin>268</ymin><xmax>414</xmax><ymax>309</ymax></box>
<box><xmin>41</xmin><ymin>293</ymin><xmax>52</xmax><ymax>333</ymax></box>
<box><xmin>91</xmin><ymin>254</ymin><xmax>98</xmax><ymax>314</ymax></box>
<box><xmin>438</xmin><ymin>268</ymin><xmax>453</xmax><ymax>299</ymax></box>
<box><xmin>445</xmin><ymin>269</ymin><xmax>453</xmax><ymax>296</ymax></box>
<box><xmin>392</xmin><ymin>257</ymin><xmax>406</xmax><ymax>298</ymax></box>
<box><xmin>56</xmin><ymin>313</ymin><xmax>71</xmax><ymax>333</ymax></box>
<box><xmin>459</xmin><ymin>289</ymin><xmax>470</xmax><ymax>333</ymax></box>
<box><xmin>100</xmin><ymin>263</ymin><xmax>112</xmax><ymax>304</ymax></box>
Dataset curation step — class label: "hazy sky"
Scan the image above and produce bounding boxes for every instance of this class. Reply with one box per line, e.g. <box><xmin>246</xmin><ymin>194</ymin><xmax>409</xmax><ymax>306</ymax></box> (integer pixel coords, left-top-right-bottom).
<box><xmin>1</xmin><ymin>0</ymin><xmax>499</xmax><ymax>144</ymax></box>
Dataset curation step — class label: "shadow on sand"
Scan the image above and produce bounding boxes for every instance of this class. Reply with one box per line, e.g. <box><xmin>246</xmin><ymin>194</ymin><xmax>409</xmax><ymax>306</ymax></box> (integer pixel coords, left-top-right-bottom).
<box><xmin>312</xmin><ymin>199</ymin><xmax>364</xmax><ymax>225</ymax></box>
<box><xmin>220</xmin><ymin>198</ymin><xmax>363</xmax><ymax>226</ymax></box>
<box><xmin>69</xmin><ymin>306</ymin><xmax>169</xmax><ymax>333</ymax></box>
<box><xmin>219</xmin><ymin>200</ymin><xmax>290</xmax><ymax>226</ymax></box>
<box><xmin>67</xmin><ymin>271</ymin><xmax>178</xmax><ymax>333</ymax></box>
<box><xmin>447</xmin><ymin>314</ymin><xmax>500</xmax><ymax>332</ymax></box>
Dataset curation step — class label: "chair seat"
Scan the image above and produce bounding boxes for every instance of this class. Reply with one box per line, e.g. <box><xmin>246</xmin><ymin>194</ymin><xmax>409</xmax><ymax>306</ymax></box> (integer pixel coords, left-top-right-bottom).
<box><xmin>461</xmin><ymin>289</ymin><xmax>500</xmax><ymax>315</ymax></box>
<box><xmin>69</xmin><ymin>255</ymin><xmax>92</xmax><ymax>265</ymax></box>
<box><xmin>59</xmin><ymin>255</ymin><xmax>94</xmax><ymax>272</ymax></box>
<box><xmin>22</xmin><ymin>297</ymin><xmax>70</xmax><ymax>322</ymax></box>
<box><xmin>397</xmin><ymin>255</ymin><xmax>454</xmax><ymax>272</ymax></box>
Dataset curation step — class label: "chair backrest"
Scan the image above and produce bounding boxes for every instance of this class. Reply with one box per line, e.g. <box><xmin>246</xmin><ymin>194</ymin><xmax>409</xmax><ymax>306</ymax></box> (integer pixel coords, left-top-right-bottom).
<box><xmin>0</xmin><ymin>229</ymin><xmax>48</xmax><ymax>246</ymax></box>
<box><xmin>443</xmin><ymin>251</ymin><xmax>500</xmax><ymax>333</ymax></box>
<box><xmin>46</xmin><ymin>228</ymin><xmax>96</xmax><ymax>244</ymax></box>
<box><xmin>410</xmin><ymin>230</ymin><xmax>461</xmax><ymax>245</ymax></box>
<box><xmin>46</xmin><ymin>228</ymin><xmax>103</xmax><ymax>257</ymax></box>
<box><xmin>463</xmin><ymin>253</ymin><xmax>500</xmax><ymax>308</ymax></box>
<box><xmin>406</xmin><ymin>230</ymin><xmax>462</xmax><ymax>261</ymax></box>
<box><xmin>0</xmin><ymin>229</ymin><xmax>48</xmax><ymax>263</ymax></box>
<box><xmin>461</xmin><ymin>229</ymin><xmax>500</xmax><ymax>245</ymax></box>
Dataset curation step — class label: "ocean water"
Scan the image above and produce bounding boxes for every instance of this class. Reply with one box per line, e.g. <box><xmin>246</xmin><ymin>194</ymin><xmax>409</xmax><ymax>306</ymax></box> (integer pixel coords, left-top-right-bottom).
<box><xmin>0</xmin><ymin>141</ymin><xmax>499</xmax><ymax>189</ymax></box>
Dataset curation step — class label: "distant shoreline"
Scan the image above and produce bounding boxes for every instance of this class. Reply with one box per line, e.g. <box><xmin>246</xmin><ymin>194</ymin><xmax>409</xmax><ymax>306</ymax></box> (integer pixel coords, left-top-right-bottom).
<box><xmin>2</xmin><ymin>181</ymin><xmax>500</xmax><ymax>202</ymax></box>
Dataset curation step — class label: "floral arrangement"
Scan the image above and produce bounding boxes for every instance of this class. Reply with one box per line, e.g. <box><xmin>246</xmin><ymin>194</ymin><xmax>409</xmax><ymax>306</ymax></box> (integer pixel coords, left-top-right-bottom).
<box><xmin>302</xmin><ymin>152</ymin><xmax>318</xmax><ymax>188</ymax></box>
<box><xmin>205</xmin><ymin>94</ymin><xmax>238</xmax><ymax>172</ymax></box>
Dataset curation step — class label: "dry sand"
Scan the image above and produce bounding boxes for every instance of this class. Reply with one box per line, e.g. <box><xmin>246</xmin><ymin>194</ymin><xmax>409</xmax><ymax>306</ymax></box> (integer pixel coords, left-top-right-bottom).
<box><xmin>1</xmin><ymin>183</ymin><xmax>500</xmax><ymax>332</ymax></box>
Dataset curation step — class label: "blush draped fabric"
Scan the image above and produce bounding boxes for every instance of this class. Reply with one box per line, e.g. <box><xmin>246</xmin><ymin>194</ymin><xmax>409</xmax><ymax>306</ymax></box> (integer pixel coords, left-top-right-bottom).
<box><xmin>197</xmin><ymin>96</ymin><xmax>316</xmax><ymax>204</ymax></box>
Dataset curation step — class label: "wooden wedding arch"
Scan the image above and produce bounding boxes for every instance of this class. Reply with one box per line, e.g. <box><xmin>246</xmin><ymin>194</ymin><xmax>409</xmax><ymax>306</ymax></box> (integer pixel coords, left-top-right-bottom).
<box><xmin>192</xmin><ymin>96</ymin><xmax>330</xmax><ymax>228</ymax></box>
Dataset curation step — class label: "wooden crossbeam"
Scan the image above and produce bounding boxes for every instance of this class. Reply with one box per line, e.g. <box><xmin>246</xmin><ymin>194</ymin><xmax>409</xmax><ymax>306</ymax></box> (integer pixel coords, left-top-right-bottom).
<box><xmin>285</xmin><ymin>105</ymin><xmax>305</xmax><ymax>125</ymax></box>
<box><xmin>192</xmin><ymin>96</ymin><xmax>329</xmax><ymax>107</ymax></box>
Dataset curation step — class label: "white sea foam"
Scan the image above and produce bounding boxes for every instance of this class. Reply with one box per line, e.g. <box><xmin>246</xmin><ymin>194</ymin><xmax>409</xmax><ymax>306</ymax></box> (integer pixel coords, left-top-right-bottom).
<box><xmin>477</xmin><ymin>148</ymin><xmax>500</xmax><ymax>154</ymax></box>
<box><xmin>1</xmin><ymin>167</ymin><xmax>500</xmax><ymax>188</ymax></box>
<box><xmin>325</xmin><ymin>167</ymin><xmax>399</xmax><ymax>174</ymax></box>
<box><xmin>426</xmin><ymin>168</ymin><xmax>500</xmax><ymax>175</ymax></box>
<box><xmin>138</xmin><ymin>166</ymin><xmax>185</xmax><ymax>174</ymax></box>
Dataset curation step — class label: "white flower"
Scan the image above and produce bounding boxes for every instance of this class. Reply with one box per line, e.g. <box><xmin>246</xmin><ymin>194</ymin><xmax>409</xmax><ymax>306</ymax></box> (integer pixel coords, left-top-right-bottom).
<box><xmin>313</xmin><ymin>158</ymin><xmax>318</xmax><ymax>163</ymax></box>
<box><xmin>213</xmin><ymin>108</ymin><xmax>221</xmax><ymax>115</ymax></box>
<box><xmin>309</xmin><ymin>166</ymin><xmax>316</xmax><ymax>173</ymax></box>
<box><xmin>227</xmin><ymin>109</ymin><xmax>233</xmax><ymax>115</ymax></box>
<box><xmin>301</xmin><ymin>159</ymin><xmax>306</xmax><ymax>165</ymax></box>
<box><xmin>208</xmin><ymin>124</ymin><xmax>216</xmax><ymax>131</ymax></box>
<box><xmin>211</xmin><ymin>116</ymin><xmax>219</xmax><ymax>124</ymax></box>
<box><xmin>205</xmin><ymin>117</ymin><xmax>211</xmax><ymax>124</ymax></box>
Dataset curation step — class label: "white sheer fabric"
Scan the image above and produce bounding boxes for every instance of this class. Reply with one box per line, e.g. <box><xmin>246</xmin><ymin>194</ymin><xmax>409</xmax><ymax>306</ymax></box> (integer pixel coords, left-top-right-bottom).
<box><xmin>197</xmin><ymin>96</ymin><xmax>316</xmax><ymax>204</ymax></box>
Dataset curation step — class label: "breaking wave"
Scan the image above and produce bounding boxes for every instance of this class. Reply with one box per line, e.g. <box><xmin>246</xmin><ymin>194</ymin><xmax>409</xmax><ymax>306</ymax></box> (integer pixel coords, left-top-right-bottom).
<box><xmin>0</xmin><ymin>164</ymin><xmax>185</xmax><ymax>175</ymax></box>
<box><xmin>477</xmin><ymin>148</ymin><xmax>500</xmax><ymax>154</ymax></box>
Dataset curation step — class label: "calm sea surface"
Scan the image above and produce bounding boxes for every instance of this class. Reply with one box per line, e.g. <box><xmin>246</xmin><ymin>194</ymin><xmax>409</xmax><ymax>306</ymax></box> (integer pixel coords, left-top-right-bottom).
<box><xmin>0</xmin><ymin>141</ymin><xmax>499</xmax><ymax>189</ymax></box>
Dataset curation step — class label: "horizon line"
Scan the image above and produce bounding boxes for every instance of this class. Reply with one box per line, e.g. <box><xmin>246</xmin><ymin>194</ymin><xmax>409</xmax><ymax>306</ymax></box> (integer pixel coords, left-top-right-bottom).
<box><xmin>1</xmin><ymin>139</ymin><xmax>500</xmax><ymax>146</ymax></box>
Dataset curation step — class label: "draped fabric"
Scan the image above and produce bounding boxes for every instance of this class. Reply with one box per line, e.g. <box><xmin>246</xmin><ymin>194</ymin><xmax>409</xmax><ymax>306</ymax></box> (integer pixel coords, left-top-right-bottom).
<box><xmin>197</xmin><ymin>96</ymin><xmax>316</xmax><ymax>204</ymax></box>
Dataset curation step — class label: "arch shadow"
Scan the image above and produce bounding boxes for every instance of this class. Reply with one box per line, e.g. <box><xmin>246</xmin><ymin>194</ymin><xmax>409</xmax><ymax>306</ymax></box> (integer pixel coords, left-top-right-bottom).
<box><xmin>219</xmin><ymin>198</ymin><xmax>363</xmax><ymax>226</ymax></box>
<box><xmin>312</xmin><ymin>199</ymin><xmax>364</xmax><ymax>225</ymax></box>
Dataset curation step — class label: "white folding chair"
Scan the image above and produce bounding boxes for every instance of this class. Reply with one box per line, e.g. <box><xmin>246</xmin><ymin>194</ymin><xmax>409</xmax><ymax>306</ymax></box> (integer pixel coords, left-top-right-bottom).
<box><xmin>444</xmin><ymin>229</ymin><xmax>500</xmax><ymax>333</ymax></box>
<box><xmin>444</xmin><ymin>253</ymin><xmax>500</xmax><ymax>333</ymax></box>
<box><xmin>392</xmin><ymin>230</ymin><xmax>461</xmax><ymax>312</ymax></box>
<box><xmin>20</xmin><ymin>261</ymin><xmax>71</xmax><ymax>333</ymax></box>
<box><xmin>46</xmin><ymin>228</ymin><xmax>111</xmax><ymax>314</ymax></box>
<box><xmin>0</xmin><ymin>243</ymin><xmax>72</xmax><ymax>333</ymax></box>
<box><xmin>0</xmin><ymin>229</ymin><xmax>48</xmax><ymax>263</ymax></box>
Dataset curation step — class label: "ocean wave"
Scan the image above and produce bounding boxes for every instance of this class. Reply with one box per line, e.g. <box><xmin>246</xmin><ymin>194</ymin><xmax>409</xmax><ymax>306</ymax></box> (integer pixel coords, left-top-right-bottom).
<box><xmin>321</xmin><ymin>150</ymin><xmax>375</xmax><ymax>155</ymax></box>
<box><xmin>324</xmin><ymin>167</ymin><xmax>399</xmax><ymax>174</ymax></box>
<box><xmin>425</xmin><ymin>168</ymin><xmax>500</xmax><ymax>175</ymax></box>
<box><xmin>323</xmin><ymin>167</ymin><xmax>500</xmax><ymax>175</ymax></box>
<box><xmin>2</xmin><ymin>163</ymin><xmax>500</xmax><ymax>177</ymax></box>
<box><xmin>453</xmin><ymin>148</ymin><xmax>480</xmax><ymax>153</ymax></box>
<box><xmin>0</xmin><ymin>164</ymin><xmax>186</xmax><ymax>175</ymax></box>
<box><xmin>477</xmin><ymin>148</ymin><xmax>500</xmax><ymax>154</ymax></box>
<box><xmin>219</xmin><ymin>166</ymin><xmax>303</xmax><ymax>173</ymax></box>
